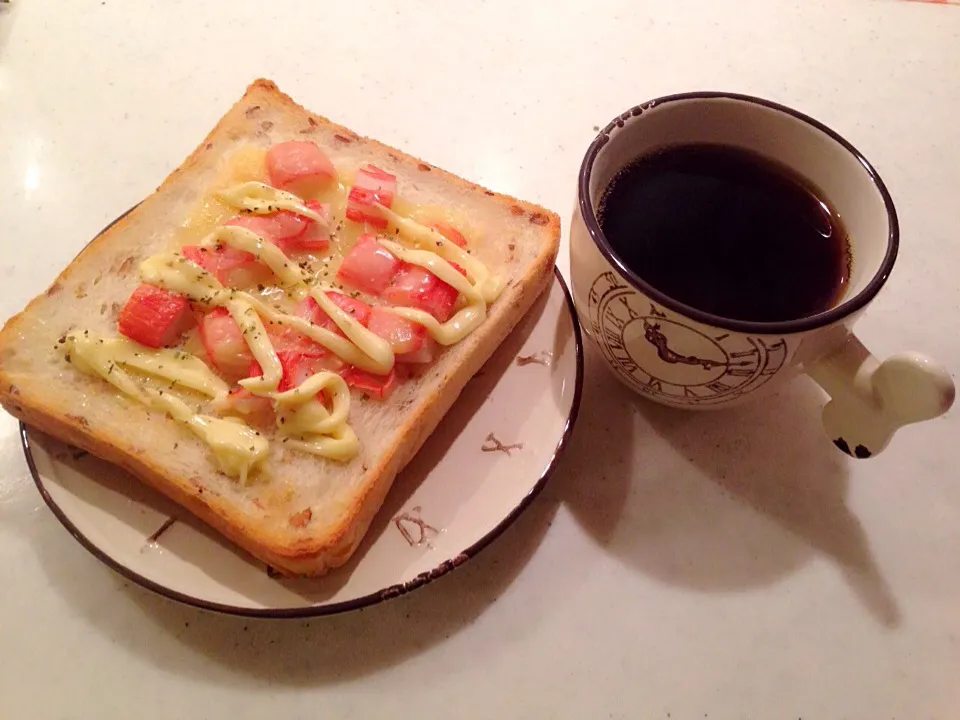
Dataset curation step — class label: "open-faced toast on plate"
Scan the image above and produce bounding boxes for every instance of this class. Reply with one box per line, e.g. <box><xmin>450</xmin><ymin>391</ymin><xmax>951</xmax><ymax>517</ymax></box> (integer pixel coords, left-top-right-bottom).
<box><xmin>0</xmin><ymin>79</ymin><xmax>560</xmax><ymax>576</ymax></box>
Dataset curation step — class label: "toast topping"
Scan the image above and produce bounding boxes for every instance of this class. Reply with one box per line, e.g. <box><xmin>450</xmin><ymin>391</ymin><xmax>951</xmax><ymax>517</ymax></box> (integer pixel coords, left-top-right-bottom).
<box><xmin>218</xmin><ymin>181</ymin><xmax>328</xmax><ymax>224</ymax></box>
<box><xmin>345</xmin><ymin>164</ymin><xmax>397</xmax><ymax>227</ymax></box>
<box><xmin>375</xmin><ymin>203</ymin><xmax>506</xmax><ymax>303</ymax></box>
<box><xmin>200</xmin><ymin>226</ymin><xmax>308</xmax><ymax>287</ymax></box>
<box><xmin>377</xmin><ymin>239</ymin><xmax>486</xmax><ymax>345</ymax></box>
<box><xmin>63</xmin><ymin>334</ymin><xmax>268</xmax><ymax>482</ymax></box>
<box><xmin>65</xmin><ymin>142</ymin><xmax>505</xmax><ymax>481</ymax></box>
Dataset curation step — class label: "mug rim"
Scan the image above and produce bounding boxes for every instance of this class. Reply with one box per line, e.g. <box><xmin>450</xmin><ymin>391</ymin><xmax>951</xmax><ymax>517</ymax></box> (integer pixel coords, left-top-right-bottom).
<box><xmin>578</xmin><ymin>91</ymin><xmax>900</xmax><ymax>335</ymax></box>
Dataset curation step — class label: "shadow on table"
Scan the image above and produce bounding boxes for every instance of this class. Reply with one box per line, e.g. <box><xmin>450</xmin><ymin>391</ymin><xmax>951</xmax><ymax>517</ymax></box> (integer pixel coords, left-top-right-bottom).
<box><xmin>555</xmin><ymin>346</ymin><xmax>900</xmax><ymax>627</ymax></box>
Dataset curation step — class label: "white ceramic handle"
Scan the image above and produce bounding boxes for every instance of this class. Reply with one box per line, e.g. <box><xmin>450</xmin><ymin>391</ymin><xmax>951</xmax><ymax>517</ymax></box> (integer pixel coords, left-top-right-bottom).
<box><xmin>806</xmin><ymin>335</ymin><xmax>955</xmax><ymax>458</ymax></box>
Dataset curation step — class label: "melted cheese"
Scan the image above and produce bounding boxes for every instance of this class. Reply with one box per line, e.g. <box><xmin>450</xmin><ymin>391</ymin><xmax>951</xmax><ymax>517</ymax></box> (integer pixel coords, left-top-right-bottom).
<box><xmin>172</xmin><ymin>147</ymin><xmax>269</xmax><ymax>250</ymax></box>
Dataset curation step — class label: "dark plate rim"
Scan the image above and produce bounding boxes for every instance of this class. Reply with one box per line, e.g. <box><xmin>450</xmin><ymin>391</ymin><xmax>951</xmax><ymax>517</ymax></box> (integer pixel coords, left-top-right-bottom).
<box><xmin>578</xmin><ymin>90</ymin><xmax>900</xmax><ymax>335</ymax></box>
<box><xmin>22</xmin><ymin>266</ymin><xmax>584</xmax><ymax>619</ymax></box>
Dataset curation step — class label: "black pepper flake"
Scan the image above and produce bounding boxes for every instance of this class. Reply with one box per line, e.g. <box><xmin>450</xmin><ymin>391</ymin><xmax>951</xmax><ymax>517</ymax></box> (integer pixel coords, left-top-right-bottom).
<box><xmin>174</xmin><ymin>443</ymin><xmax>179</xmax><ymax>449</ymax></box>
<box><xmin>65</xmin><ymin>354</ymin><xmax>71</xmax><ymax>363</ymax></box>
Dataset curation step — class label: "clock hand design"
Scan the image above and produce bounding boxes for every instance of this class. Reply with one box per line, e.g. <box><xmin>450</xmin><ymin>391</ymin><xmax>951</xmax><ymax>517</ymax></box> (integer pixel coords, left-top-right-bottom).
<box><xmin>642</xmin><ymin>319</ymin><xmax>727</xmax><ymax>371</ymax></box>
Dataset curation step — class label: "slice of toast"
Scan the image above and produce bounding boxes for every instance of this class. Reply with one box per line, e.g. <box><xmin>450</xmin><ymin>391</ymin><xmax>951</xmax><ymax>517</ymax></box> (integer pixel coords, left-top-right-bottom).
<box><xmin>0</xmin><ymin>79</ymin><xmax>559</xmax><ymax>576</ymax></box>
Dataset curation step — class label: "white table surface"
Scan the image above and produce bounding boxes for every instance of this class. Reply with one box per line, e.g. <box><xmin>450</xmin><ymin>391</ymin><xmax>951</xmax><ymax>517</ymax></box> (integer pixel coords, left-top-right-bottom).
<box><xmin>2</xmin><ymin>1</ymin><xmax>959</xmax><ymax>718</ymax></box>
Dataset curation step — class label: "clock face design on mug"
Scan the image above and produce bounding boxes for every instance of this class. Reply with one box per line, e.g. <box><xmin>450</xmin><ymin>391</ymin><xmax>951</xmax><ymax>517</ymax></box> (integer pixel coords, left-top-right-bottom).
<box><xmin>587</xmin><ymin>272</ymin><xmax>788</xmax><ymax>405</ymax></box>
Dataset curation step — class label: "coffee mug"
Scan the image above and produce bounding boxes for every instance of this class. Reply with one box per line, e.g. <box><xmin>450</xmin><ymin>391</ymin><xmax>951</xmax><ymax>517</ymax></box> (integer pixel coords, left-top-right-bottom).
<box><xmin>569</xmin><ymin>92</ymin><xmax>954</xmax><ymax>458</ymax></box>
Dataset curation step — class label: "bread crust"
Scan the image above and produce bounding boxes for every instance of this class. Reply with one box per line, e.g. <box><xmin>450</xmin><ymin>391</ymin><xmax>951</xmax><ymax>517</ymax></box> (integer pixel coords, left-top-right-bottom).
<box><xmin>0</xmin><ymin>79</ymin><xmax>559</xmax><ymax>575</ymax></box>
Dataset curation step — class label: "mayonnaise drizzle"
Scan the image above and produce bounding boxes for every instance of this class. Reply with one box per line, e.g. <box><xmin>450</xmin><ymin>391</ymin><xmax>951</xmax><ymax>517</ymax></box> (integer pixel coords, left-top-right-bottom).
<box><xmin>376</xmin><ymin>203</ymin><xmax>506</xmax><ymax>303</ymax></box>
<box><xmin>274</xmin><ymin>373</ymin><xmax>359</xmax><ymax>461</ymax></box>
<box><xmin>378</xmin><ymin>239</ymin><xmax>487</xmax><ymax>346</ymax></box>
<box><xmin>218</xmin><ymin>181</ymin><xmax>327</xmax><ymax>224</ymax></box>
<box><xmin>65</xmin><ymin>334</ymin><xmax>268</xmax><ymax>483</ymax></box>
<box><xmin>204</xmin><ymin>226</ymin><xmax>306</xmax><ymax>287</ymax></box>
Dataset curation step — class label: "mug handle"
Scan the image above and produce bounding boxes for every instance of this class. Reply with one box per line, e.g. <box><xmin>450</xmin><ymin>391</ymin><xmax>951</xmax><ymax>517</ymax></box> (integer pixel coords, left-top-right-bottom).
<box><xmin>805</xmin><ymin>334</ymin><xmax>955</xmax><ymax>458</ymax></box>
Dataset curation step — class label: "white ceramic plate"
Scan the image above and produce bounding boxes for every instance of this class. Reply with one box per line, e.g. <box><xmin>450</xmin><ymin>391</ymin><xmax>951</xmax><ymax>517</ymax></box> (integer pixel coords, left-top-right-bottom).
<box><xmin>22</xmin><ymin>269</ymin><xmax>583</xmax><ymax>617</ymax></box>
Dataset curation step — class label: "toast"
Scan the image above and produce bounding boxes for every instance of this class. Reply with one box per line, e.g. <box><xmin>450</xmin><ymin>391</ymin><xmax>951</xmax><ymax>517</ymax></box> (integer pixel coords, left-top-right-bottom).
<box><xmin>0</xmin><ymin>79</ymin><xmax>559</xmax><ymax>576</ymax></box>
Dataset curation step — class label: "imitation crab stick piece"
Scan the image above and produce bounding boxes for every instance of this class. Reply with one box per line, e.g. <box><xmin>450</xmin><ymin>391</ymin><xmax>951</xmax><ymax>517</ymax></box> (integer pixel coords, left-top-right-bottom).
<box><xmin>226</xmin><ymin>200</ymin><xmax>330</xmax><ymax>253</ymax></box>
<box><xmin>295</xmin><ymin>292</ymin><xmax>373</xmax><ymax>335</ymax></box>
<box><xmin>217</xmin><ymin>388</ymin><xmax>274</xmax><ymax>427</ymax></box>
<box><xmin>336</xmin><ymin>234</ymin><xmax>402</xmax><ymax>295</ymax></box>
<box><xmin>396</xmin><ymin>336</ymin><xmax>440</xmax><ymax>365</ymax></box>
<box><xmin>181</xmin><ymin>245</ymin><xmax>273</xmax><ymax>289</ymax></box>
<box><xmin>430</xmin><ymin>221</ymin><xmax>468</xmax><ymax>248</ymax></box>
<box><xmin>340</xmin><ymin>366</ymin><xmax>397</xmax><ymax>400</ymax></box>
<box><xmin>367</xmin><ymin>307</ymin><xmax>426</xmax><ymax>355</ymax></box>
<box><xmin>198</xmin><ymin>308</ymin><xmax>256</xmax><ymax>381</ymax></box>
<box><xmin>345</xmin><ymin>164</ymin><xmax>397</xmax><ymax>228</ymax></box>
<box><xmin>265</xmin><ymin>140</ymin><xmax>336</xmax><ymax>197</ymax></box>
<box><xmin>117</xmin><ymin>284</ymin><xmax>194</xmax><ymax>348</ymax></box>
<box><xmin>382</xmin><ymin>263</ymin><xmax>463</xmax><ymax>323</ymax></box>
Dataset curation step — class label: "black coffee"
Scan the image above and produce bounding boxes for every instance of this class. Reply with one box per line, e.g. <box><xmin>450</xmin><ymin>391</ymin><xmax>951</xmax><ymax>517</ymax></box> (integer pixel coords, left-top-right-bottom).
<box><xmin>597</xmin><ymin>144</ymin><xmax>851</xmax><ymax>323</ymax></box>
